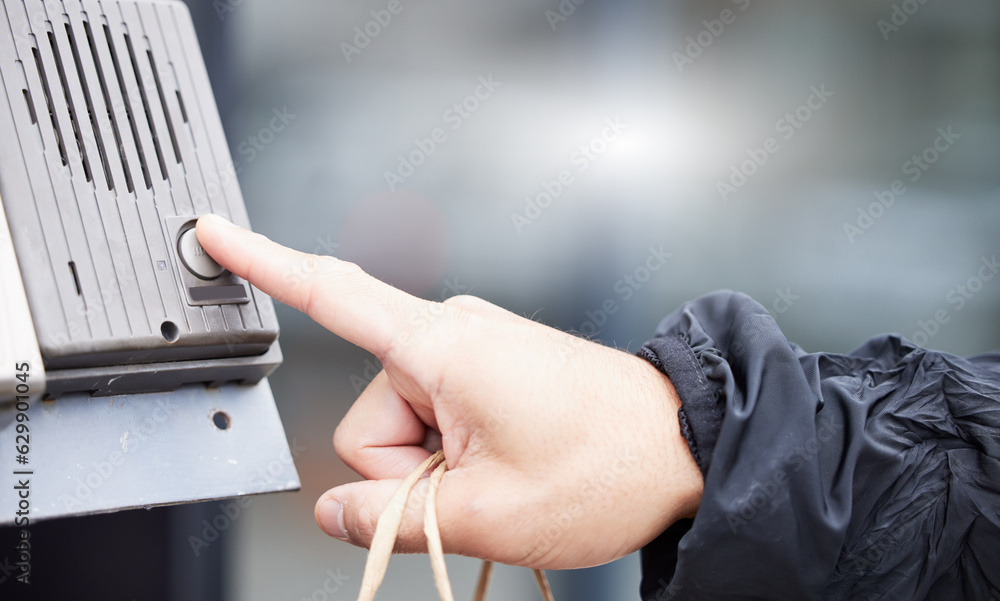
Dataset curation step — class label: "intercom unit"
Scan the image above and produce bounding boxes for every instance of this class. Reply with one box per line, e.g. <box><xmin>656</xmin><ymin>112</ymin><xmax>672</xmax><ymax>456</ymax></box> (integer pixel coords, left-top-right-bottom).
<box><xmin>0</xmin><ymin>0</ymin><xmax>282</xmax><ymax>399</ymax></box>
<box><xmin>0</xmin><ymin>0</ymin><xmax>299</xmax><ymax>523</ymax></box>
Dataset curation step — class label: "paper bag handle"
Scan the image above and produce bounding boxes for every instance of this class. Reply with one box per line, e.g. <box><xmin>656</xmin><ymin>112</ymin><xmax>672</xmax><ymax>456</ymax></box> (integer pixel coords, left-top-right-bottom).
<box><xmin>355</xmin><ymin>451</ymin><xmax>555</xmax><ymax>601</ymax></box>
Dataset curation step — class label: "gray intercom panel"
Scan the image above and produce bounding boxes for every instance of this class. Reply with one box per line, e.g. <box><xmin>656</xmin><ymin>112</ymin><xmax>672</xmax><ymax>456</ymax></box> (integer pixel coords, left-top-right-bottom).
<box><xmin>0</xmin><ymin>0</ymin><xmax>280</xmax><ymax>398</ymax></box>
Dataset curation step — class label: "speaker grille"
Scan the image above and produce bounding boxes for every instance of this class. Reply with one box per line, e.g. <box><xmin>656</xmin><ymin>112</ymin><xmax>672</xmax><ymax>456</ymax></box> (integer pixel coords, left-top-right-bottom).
<box><xmin>22</xmin><ymin>7</ymin><xmax>190</xmax><ymax>194</ymax></box>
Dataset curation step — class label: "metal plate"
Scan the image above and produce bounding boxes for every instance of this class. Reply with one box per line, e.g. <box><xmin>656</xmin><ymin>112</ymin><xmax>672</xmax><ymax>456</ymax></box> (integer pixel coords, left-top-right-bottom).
<box><xmin>0</xmin><ymin>379</ymin><xmax>301</xmax><ymax>524</ymax></box>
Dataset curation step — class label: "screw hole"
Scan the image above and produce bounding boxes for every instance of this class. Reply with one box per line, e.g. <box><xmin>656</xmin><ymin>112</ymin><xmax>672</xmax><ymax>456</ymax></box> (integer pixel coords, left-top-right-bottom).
<box><xmin>212</xmin><ymin>411</ymin><xmax>231</xmax><ymax>431</ymax></box>
<box><xmin>160</xmin><ymin>321</ymin><xmax>180</xmax><ymax>343</ymax></box>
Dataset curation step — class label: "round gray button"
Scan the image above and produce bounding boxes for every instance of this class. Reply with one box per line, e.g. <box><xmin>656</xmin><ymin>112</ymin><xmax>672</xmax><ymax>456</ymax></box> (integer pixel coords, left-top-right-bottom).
<box><xmin>178</xmin><ymin>228</ymin><xmax>225</xmax><ymax>280</ymax></box>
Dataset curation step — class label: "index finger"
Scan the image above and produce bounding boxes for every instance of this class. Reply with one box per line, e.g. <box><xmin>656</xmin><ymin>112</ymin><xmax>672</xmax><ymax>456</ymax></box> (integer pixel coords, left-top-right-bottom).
<box><xmin>196</xmin><ymin>214</ymin><xmax>420</xmax><ymax>356</ymax></box>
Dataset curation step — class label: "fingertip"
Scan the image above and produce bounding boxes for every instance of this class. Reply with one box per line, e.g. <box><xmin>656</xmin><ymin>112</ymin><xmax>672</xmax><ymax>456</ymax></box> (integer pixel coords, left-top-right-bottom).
<box><xmin>194</xmin><ymin>213</ymin><xmax>274</xmax><ymax>285</ymax></box>
<box><xmin>195</xmin><ymin>214</ymin><xmax>242</xmax><ymax>256</ymax></box>
<box><xmin>196</xmin><ymin>213</ymin><xmax>240</xmax><ymax>238</ymax></box>
<box><xmin>316</xmin><ymin>494</ymin><xmax>349</xmax><ymax>541</ymax></box>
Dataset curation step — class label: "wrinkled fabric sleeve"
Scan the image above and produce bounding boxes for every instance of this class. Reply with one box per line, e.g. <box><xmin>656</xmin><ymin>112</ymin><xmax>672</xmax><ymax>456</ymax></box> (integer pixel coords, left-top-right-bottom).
<box><xmin>636</xmin><ymin>290</ymin><xmax>1000</xmax><ymax>601</ymax></box>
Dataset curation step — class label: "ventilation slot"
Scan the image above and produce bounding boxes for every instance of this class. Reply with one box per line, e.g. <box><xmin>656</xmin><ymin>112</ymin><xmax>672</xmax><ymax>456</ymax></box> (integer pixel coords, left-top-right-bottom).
<box><xmin>125</xmin><ymin>35</ymin><xmax>166</xmax><ymax>182</ymax></box>
<box><xmin>31</xmin><ymin>45</ymin><xmax>68</xmax><ymax>167</ymax></box>
<box><xmin>66</xmin><ymin>22</ymin><xmax>113</xmax><ymax>190</ymax></box>
<box><xmin>176</xmin><ymin>90</ymin><xmax>188</xmax><ymax>123</ymax></box>
<box><xmin>68</xmin><ymin>261</ymin><xmax>82</xmax><ymax>295</ymax></box>
<box><xmin>85</xmin><ymin>20</ymin><xmax>133</xmax><ymax>193</ymax></box>
<box><xmin>104</xmin><ymin>24</ymin><xmax>151</xmax><ymax>190</ymax></box>
<box><xmin>48</xmin><ymin>30</ymin><xmax>91</xmax><ymax>182</ymax></box>
<box><xmin>22</xmin><ymin>89</ymin><xmax>37</xmax><ymax>124</ymax></box>
<box><xmin>176</xmin><ymin>88</ymin><xmax>195</xmax><ymax>149</ymax></box>
<box><xmin>147</xmin><ymin>49</ymin><xmax>182</xmax><ymax>166</ymax></box>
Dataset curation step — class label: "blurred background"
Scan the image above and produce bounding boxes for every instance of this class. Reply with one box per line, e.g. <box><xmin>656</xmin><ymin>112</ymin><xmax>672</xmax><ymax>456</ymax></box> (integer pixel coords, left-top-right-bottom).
<box><xmin>7</xmin><ymin>0</ymin><xmax>1000</xmax><ymax>599</ymax></box>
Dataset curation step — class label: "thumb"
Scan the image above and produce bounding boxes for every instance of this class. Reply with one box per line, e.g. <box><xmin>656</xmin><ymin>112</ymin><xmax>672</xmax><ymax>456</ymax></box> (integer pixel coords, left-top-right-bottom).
<box><xmin>315</xmin><ymin>470</ymin><xmax>517</xmax><ymax>560</ymax></box>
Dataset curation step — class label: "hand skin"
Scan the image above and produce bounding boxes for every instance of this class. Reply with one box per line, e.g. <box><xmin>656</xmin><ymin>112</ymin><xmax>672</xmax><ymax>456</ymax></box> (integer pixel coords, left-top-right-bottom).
<box><xmin>196</xmin><ymin>214</ymin><xmax>703</xmax><ymax>570</ymax></box>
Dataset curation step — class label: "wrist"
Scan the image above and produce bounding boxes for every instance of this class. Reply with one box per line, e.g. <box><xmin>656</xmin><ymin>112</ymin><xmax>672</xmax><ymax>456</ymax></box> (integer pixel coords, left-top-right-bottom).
<box><xmin>633</xmin><ymin>356</ymin><xmax>704</xmax><ymax>524</ymax></box>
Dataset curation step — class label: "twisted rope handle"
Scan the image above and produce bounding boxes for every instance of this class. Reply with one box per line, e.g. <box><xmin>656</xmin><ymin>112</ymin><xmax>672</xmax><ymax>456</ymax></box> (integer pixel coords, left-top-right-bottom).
<box><xmin>355</xmin><ymin>450</ymin><xmax>555</xmax><ymax>601</ymax></box>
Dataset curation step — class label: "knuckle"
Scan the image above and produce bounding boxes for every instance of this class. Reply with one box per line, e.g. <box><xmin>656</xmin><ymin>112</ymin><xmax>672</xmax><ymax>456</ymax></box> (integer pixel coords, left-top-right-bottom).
<box><xmin>322</xmin><ymin>256</ymin><xmax>365</xmax><ymax>278</ymax></box>
<box><xmin>332</xmin><ymin>426</ymin><xmax>352</xmax><ymax>463</ymax></box>
<box><xmin>442</xmin><ymin>294</ymin><xmax>485</xmax><ymax>310</ymax></box>
<box><xmin>428</xmin><ymin>304</ymin><xmax>482</xmax><ymax>361</ymax></box>
<box><xmin>441</xmin><ymin>301</ymin><xmax>484</xmax><ymax>334</ymax></box>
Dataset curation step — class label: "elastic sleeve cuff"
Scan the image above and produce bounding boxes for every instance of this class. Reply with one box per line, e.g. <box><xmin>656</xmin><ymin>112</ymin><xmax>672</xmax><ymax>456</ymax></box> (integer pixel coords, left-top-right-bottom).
<box><xmin>638</xmin><ymin>335</ymin><xmax>723</xmax><ymax>476</ymax></box>
<box><xmin>637</xmin><ymin>291</ymin><xmax>745</xmax><ymax>476</ymax></box>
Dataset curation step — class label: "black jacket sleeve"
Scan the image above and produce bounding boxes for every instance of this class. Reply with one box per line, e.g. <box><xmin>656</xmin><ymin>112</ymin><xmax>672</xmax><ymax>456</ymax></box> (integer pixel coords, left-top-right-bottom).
<box><xmin>636</xmin><ymin>290</ymin><xmax>1000</xmax><ymax>601</ymax></box>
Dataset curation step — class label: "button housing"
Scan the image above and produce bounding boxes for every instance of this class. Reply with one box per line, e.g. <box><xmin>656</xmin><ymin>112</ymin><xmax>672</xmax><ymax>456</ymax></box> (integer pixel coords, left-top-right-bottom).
<box><xmin>165</xmin><ymin>215</ymin><xmax>251</xmax><ymax>307</ymax></box>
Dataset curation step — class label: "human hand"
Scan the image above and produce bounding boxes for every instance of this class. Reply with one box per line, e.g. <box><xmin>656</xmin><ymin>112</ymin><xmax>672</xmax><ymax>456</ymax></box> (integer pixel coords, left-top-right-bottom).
<box><xmin>196</xmin><ymin>214</ymin><xmax>703</xmax><ymax>570</ymax></box>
